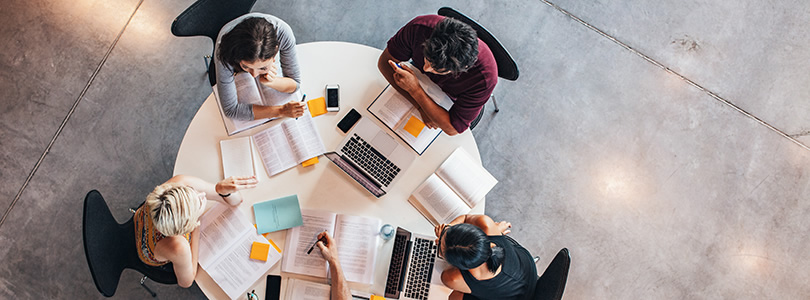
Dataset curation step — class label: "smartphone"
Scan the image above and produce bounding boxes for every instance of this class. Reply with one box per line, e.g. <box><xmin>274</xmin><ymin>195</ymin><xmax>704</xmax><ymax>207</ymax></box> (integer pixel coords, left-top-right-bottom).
<box><xmin>265</xmin><ymin>275</ymin><xmax>281</xmax><ymax>300</ymax></box>
<box><xmin>326</xmin><ymin>84</ymin><xmax>340</xmax><ymax>112</ymax></box>
<box><xmin>337</xmin><ymin>108</ymin><xmax>362</xmax><ymax>133</ymax></box>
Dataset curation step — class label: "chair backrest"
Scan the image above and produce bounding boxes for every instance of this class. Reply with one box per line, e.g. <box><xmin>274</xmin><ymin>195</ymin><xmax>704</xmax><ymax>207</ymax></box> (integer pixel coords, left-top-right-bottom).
<box><xmin>438</xmin><ymin>7</ymin><xmax>519</xmax><ymax>81</ymax></box>
<box><xmin>532</xmin><ymin>248</ymin><xmax>571</xmax><ymax>300</ymax></box>
<box><xmin>82</xmin><ymin>190</ymin><xmax>177</xmax><ymax>297</ymax></box>
<box><xmin>170</xmin><ymin>0</ymin><xmax>257</xmax><ymax>43</ymax></box>
<box><xmin>171</xmin><ymin>0</ymin><xmax>257</xmax><ymax>86</ymax></box>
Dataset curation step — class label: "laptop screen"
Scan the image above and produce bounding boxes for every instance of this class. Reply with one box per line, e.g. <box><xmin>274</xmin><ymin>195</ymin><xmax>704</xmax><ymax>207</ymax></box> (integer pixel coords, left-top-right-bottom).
<box><xmin>324</xmin><ymin>152</ymin><xmax>386</xmax><ymax>197</ymax></box>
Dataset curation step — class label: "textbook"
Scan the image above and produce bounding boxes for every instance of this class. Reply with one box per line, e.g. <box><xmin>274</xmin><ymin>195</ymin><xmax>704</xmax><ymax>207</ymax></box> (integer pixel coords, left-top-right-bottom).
<box><xmin>367</xmin><ymin>61</ymin><xmax>453</xmax><ymax>155</ymax></box>
<box><xmin>251</xmin><ymin>113</ymin><xmax>326</xmax><ymax>176</ymax></box>
<box><xmin>281</xmin><ymin>209</ymin><xmax>381</xmax><ymax>285</ymax></box>
<box><xmin>219</xmin><ymin>136</ymin><xmax>255</xmax><ymax>179</ymax></box>
<box><xmin>198</xmin><ymin>203</ymin><xmax>282</xmax><ymax>300</ymax></box>
<box><xmin>214</xmin><ymin>72</ymin><xmax>303</xmax><ymax>136</ymax></box>
<box><xmin>409</xmin><ymin>148</ymin><xmax>498</xmax><ymax>226</ymax></box>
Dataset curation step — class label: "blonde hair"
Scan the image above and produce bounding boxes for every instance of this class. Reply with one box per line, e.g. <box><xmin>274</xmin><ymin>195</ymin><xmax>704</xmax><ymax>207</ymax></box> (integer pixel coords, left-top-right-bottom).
<box><xmin>145</xmin><ymin>183</ymin><xmax>203</xmax><ymax>236</ymax></box>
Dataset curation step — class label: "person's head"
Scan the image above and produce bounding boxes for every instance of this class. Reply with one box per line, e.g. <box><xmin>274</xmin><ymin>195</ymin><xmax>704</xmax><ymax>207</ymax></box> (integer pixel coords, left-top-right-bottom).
<box><xmin>217</xmin><ymin>17</ymin><xmax>279</xmax><ymax>77</ymax></box>
<box><xmin>422</xmin><ymin>17</ymin><xmax>479</xmax><ymax>75</ymax></box>
<box><xmin>145</xmin><ymin>183</ymin><xmax>206</xmax><ymax>237</ymax></box>
<box><xmin>437</xmin><ymin>223</ymin><xmax>504</xmax><ymax>273</ymax></box>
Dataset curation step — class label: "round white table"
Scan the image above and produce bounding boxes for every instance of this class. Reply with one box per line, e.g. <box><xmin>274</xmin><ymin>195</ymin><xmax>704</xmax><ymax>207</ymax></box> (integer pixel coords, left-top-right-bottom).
<box><xmin>174</xmin><ymin>41</ymin><xmax>485</xmax><ymax>299</ymax></box>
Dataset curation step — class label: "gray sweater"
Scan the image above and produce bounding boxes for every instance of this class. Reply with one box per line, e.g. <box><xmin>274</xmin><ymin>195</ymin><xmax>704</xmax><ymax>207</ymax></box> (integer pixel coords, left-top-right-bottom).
<box><xmin>214</xmin><ymin>13</ymin><xmax>301</xmax><ymax>121</ymax></box>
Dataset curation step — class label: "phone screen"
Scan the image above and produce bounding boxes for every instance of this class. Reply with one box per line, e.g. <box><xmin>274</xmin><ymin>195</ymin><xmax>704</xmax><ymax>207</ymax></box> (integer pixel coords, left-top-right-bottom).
<box><xmin>265</xmin><ymin>275</ymin><xmax>281</xmax><ymax>300</ymax></box>
<box><xmin>327</xmin><ymin>88</ymin><xmax>339</xmax><ymax>107</ymax></box>
<box><xmin>337</xmin><ymin>108</ymin><xmax>361</xmax><ymax>133</ymax></box>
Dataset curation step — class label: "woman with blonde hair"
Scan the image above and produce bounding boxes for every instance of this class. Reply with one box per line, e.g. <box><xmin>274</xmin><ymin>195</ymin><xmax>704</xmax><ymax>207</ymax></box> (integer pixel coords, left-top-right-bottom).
<box><xmin>134</xmin><ymin>175</ymin><xmax>257</xmax><ymax>287</ymax></box>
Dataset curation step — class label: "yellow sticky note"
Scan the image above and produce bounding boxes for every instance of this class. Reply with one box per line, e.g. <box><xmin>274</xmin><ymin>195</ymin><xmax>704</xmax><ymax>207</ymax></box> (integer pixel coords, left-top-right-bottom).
<box><xmin>370</xmin><ymin>295</ymin><xmax>386</xmax><ymax>300</ymax></box>
<box><xmin>308</xmin><ymin>97</ymin><xmax>327</xmax><ymax>117</ymax></box>
<box><xmin>250</xmin><ymin>242</ymin><xmax>270</xmax><ymax>261</ymax></box>
<box><xmin>301</xmin><ymin>156</ymin><xmax>319</xmax><ymax>167</ymax></box>
<box><xmin>403</xmin><ymin>115</ymin><xmax>425</xmax><ymax>137</ymax></box>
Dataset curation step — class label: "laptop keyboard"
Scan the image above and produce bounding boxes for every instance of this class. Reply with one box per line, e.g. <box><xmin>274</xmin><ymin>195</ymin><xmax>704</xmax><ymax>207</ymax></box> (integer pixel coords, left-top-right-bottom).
<box><xmin>404</xmin><ymin>237</ymin><xmax>436</xmax><ymax>300</ymax></box>
<box><xmin>341</xmin><ymin>134</ymin><xmax>401</xmax><ymax>186</ymax></box>
<box><xmin>385</xmin><ymin>232</ymin><xmax>409</xmax><ymax>297</ymax></box>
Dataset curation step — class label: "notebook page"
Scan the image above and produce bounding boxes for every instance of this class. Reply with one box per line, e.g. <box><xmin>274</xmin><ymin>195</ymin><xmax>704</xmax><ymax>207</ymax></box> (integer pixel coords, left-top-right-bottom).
<box><xmin>333</xmin><ymin>214</ymin><xmax>381</xmax><ymax>285</ymax></box>
<box><xmin>285</xmin><ymin>278</ymin><xmax>330</xmax><ymax>300</ymax></box>
<box><xmin>281</xmin><ymin>114</ymin><xmax>326</xmax><ymax>163</ymax></box>
<box><xmin>220</xmin><ymin>137</ymin><xmax>255</xmax><ymax>179</ymax></box>
<box><xmin>281</xmin><ymin>209</ymin><xmax>338</xmax><ymax>278</ymax></box>
<box><xmin>253</xmin><ymin>124</ymin><xmax>297</xmax><ymax>176</ymax></box>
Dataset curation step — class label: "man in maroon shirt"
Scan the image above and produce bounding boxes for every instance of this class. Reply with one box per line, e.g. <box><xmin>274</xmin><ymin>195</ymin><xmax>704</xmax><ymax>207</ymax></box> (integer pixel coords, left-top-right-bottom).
<box><xmin>378</xmin><ymin>15</ymin><xmax>498</xmax><ymax>135</ymax></box>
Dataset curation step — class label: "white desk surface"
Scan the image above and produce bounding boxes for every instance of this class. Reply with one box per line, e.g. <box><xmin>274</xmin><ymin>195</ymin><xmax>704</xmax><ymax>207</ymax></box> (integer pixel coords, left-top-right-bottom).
<box><xmin>173</xmin><ymin>41</ymin><xmax>484</xmax><ymax>299</ymax></box>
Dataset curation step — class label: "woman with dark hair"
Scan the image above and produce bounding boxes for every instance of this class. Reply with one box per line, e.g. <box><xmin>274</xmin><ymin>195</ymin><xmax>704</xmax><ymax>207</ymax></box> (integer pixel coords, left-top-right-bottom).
<box><xmin>214</xmin><ymin>13</ymin><xmax>305</xmax><ymax>121</ymax></box>
<box><xmin>436</xmin><ymin>215</ymin><xmax>538</xmax><ymax>300</ymax></box>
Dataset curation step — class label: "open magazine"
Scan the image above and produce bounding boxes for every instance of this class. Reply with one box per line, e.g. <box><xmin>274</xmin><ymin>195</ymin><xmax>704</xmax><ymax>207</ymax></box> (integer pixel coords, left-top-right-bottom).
<box><xmin>281</xmin><ymin>209</ymin><xmax>381</xmax><ymax>285</ymax></box>
<box><xmin>409</xmin><ymin>148</ymin><xmax>498</xmax><ymax>225</ymax></box>
<box><xmin>368</xmin><ymin>61</ymin><xmax>453</xmax><ymax>155</ymax></box>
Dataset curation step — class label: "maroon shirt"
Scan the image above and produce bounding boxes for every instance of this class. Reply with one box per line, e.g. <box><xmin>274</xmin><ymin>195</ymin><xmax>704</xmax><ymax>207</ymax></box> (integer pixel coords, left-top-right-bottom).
<box><xmin>387</xmin><ymin>15</ymin><xmax>498</xmax><ymax>133</ymax></box>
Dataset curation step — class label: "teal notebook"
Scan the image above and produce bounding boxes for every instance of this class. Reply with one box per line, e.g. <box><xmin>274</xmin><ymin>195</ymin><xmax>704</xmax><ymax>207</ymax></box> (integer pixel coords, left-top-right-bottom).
<box><xmin>253</xmin><ymin>195</ymin><xmax>304</xmax><ymax>234</ymax></box>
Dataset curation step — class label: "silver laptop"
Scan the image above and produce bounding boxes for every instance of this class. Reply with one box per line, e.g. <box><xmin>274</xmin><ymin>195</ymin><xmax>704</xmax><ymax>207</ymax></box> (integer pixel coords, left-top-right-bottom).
<box><xmin>384</xmin><ymin>227</ymin><xmax>438</xmax><ymax>300</ymax></box>
<box><xmin>325</xmin><ymin>117</ymin><xmax>416</xmax><ymax>197</ymax></box>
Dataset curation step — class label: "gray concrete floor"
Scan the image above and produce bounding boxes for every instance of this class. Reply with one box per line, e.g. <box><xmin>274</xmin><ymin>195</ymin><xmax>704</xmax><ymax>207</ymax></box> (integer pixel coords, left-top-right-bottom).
<box><xmin>1</xmin><ymin>0</ymin><xmax>809</xmax><ymax>299</ymax></box>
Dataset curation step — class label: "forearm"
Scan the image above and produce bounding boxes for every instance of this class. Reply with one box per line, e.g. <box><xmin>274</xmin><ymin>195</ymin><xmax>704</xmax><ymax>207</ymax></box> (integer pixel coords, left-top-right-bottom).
<box><xmin>261</xmin><ymin>77</ymin><xmax>298</xmax><ymax>93</ymax></box>
<box><xmin>408</xmin><ymin>88</ymin><xmax>459</xmax><ymax>135</ymax></box>
<box><xmin>167</xmin><ymin>175</ymin><xmax>243</xmax><ymax>205</ymax></box>
<box><xmin>328</xmin><ymin>260</ymin><xmax>352</xmax><ymax>300</ymax></box>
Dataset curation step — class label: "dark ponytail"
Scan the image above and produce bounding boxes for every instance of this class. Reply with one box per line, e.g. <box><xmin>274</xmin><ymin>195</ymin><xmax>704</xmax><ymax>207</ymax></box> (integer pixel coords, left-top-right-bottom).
<box><xmin>485</xmin><ymin>244</ymin><xmax>504</xmax><ymax>273</ymax></box>
<box><xmin>444</xmin><ymin>223</ymin><xmax>502</xmax><ymax>272</ymax></box>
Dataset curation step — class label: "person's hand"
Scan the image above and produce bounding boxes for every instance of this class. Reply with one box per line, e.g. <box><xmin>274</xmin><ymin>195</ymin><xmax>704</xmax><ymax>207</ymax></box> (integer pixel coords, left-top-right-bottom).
<box><xmin>215</xmin><ymin>175</ymin><xmax>258</xmax><ymax>196</ymax></box>
<box><xmin>316</xmin><ymin>231</ymin><xmax>339</xmax><ymax>263</ymax></box>
<box><xmin>388</xmin><ymin>60</ymin><xmax>421</xmax><ymax>93</ymax></box>
<box><xmin>280</xmin><ymin>101</ymin><xmax>306</xmax><ymax>118</ymax></box>
<box><xmin>434</xmin><ymin>223</ymin><xmax>451</xmax><ymax>238</ymax></box>
<box><xmin>257</xmin><ymin>64</ymin><xmax>279</xmax><ymax>86</ymax></box>
<box><xmin>495</xmin><ymin>221</ymin><xmax>512</xmax><ymax>235</ymax></box>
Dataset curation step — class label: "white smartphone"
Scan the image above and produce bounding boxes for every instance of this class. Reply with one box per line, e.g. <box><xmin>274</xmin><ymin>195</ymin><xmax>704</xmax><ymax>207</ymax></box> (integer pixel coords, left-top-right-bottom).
<box><xmin>326</xmin><ymin>84</ymin><xmax>340</xmax><ymax>112</ymax></box>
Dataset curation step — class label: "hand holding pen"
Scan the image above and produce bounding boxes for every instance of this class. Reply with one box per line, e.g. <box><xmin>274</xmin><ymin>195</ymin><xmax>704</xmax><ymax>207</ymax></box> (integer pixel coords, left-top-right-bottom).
<box><xmin>311</xmin><ymin>231</ymin><xmax>339</xmax><ymax>263</ymax></box>
<box><xmin>296</xmin><ymin>93</ymin><xmax>306</xmax><ymax>120</ymax></box>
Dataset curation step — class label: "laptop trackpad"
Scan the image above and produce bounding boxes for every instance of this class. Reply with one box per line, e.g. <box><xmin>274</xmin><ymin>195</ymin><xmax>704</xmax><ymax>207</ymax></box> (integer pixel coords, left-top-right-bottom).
<box><xmin>372</xmin><ymin>131</ymin><xmax>397</xmax><ymax>156</ymax></box>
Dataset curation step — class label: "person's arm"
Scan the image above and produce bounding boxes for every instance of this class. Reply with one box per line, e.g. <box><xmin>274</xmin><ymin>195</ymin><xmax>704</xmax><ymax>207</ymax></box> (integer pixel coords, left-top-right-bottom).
<box><xmin>165</xmin><ymin>175</ymin><xmax>258</xmax><ymax>206</ymax></box>
<box><xmin>157</xmin><ymin>227</ymin><xmax>200</xmax><ymax>288</ymax></box>
<box><xmin>377</xmin><ymin>48</ymin><xmax>459</xmax><ymax>135</ymax></box>
<box><xmin>316</xmin><ymin>232</ymin><xmax>352</xmax><ymax>300</ymax></box>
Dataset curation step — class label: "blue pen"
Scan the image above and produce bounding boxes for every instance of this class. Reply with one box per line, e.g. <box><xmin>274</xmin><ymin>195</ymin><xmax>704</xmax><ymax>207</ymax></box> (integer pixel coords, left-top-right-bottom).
<box><xmin>296</xmin><ymin>93</ymin><xmax>306</xmax><ymax>120</ymax></box>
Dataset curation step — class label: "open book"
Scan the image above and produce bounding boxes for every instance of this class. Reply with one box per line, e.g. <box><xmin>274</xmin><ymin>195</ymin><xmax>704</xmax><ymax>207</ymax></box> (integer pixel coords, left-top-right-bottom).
<box><xmin>368</xmin><ymin>61</ymin><xmax>453</xmax><ymax>155</ymax></box>
<box><xmin>198</xmin><ymin>203</ymin><xmax>282</xmax><ymax>300</ymax></box>
<box><xmin>282</xmin><ymin>209</ymin><xmax>381</xmax><ymax>285</ymax></box>
<box><xmin>252</xmin><ymin>113</ymin><xmax>326</xmax><ymax>176</ymax></box>
<box><xmin>409</xmin><ymin>148</ymin><xmax>498</xmax><ymax>225</ymax></box>
<box><xmin>215</xmin><ymin>72</ymin><xmax>302</xmax><ymax>136</ymax></box>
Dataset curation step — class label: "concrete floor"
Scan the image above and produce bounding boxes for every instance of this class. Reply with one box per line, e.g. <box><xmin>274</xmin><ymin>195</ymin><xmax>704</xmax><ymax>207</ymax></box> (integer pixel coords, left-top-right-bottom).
<box><xmin>2</xmin><ymin>0</ymin><xmax>810</xmax><ymax>299</ymax></box>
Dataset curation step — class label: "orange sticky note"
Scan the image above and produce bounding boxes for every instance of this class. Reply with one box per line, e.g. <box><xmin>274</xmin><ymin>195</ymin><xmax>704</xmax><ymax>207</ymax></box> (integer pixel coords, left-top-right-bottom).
<box><xmin>250</xmin><ymin>242</ymin><xmax>270</xmax><ymax>261</ymax></box>
<box><xmin>308</xmin><ymin>97</ymin><xmax>327</xmax><ymax>117</ymax></box>
<box><xmin>371</xmin><ymin>296</ymin><xmax>386</xmax><ymax>300</ymax></box>
<box><xmin>403</xmin><ymin>115</ymin><xmax>425</xmax><ymax>137</ymax></box>
<box><xmin>301</xmin><ymin>156</ymin><xmax>319</xmax><ymax>167</ymax></box>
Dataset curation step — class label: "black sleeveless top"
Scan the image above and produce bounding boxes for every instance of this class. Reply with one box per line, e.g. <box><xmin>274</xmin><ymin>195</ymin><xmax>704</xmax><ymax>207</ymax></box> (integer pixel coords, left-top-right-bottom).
<box><xmin>460</xmin><ymin>235</ymin><xmax>538</xmax><ymax>300</ymax></box>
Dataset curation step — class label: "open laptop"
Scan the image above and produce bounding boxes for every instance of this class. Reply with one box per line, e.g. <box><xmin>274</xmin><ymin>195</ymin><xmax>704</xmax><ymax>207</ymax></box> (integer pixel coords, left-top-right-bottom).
<box><xmin>325</xmin><ymin>117</ymin><xmax>416</xmax><ymax>197</ymax></box>
<box><xmin>384</xmin><ymin>227</ymin><xmax>438</xmax><ymax>300</ymax></box>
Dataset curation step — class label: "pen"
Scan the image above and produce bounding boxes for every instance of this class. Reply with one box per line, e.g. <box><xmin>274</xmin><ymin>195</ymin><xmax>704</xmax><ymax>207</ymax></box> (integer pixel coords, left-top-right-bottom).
<box><xmin>296</xmin><ymin>93</ymin><xmax>306</xmax><ymax>120</ymax></box>
<box><xmin>306</xmin><ymin>233</ymin><xmax>327</xmax><ymax>255</ymax></box>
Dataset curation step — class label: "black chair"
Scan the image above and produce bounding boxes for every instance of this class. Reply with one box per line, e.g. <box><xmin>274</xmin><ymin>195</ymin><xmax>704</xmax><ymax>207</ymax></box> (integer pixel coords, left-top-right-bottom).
<box><xmin>171</xmin><ymin>0</ymin><xmax>257</xmax><ymax>86</ymax></box>
<box><xmin>82</xmin><ymin>190</ymin><xmax>178</xmax><ymax>297</ymax></box>
<box><xmin>438</xmin><ymin>7</ymin><xmax>520</xmax><ymax>129</ymax></box>
<box><xmin>532</xmin><ymin>248</ymin><xmax>571</xmax><ymax>300</ymax></box>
